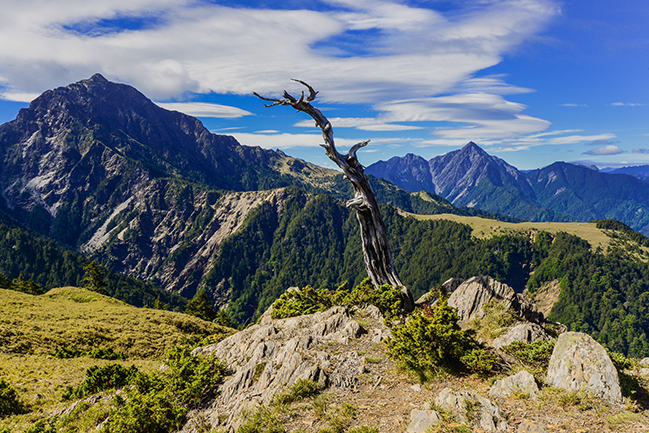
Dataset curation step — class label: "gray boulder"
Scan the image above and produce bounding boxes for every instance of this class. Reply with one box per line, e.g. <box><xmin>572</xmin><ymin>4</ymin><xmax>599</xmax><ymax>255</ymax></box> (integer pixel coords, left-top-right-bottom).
<box><xmin>447</xmin><ymin>275</ymin><xmax>542</xmax><ymax>325</ymax></box>
<box><xmin>435</xmin><ymin>387</ymin><xmax>509</xmax><ymax>431</ymax></box>
<box><xmin>407</xmin><ymin>409</ymin><xmax>442</xmax><ymax>433</ymax></box>
<box><xmin>517</xmin><ymin>420</ymin><xmax>548</xmax><ymax>433</ymax></box>
<box><xmin>491</xmin><ymin>323</ymin><xmax>552</xmax><ymax>349</ymax></box>
<box><xmin>415</xmin><ymin>277</ymin><xmax>465</xmax><ymax>305</ymax></box>
<box><xmin>546</xmin><ymin>332</ymin><xmax>622</xmax><ymax>404</ymax></box>
<box><xmin>184</xmin><ymin>306</ymin><xmax>366</xmax><ymax>431</ymax></box>
<box><xmin>489</xmin><ymin>370</ymin><xmax>539</xmax><ymax>398</ymax></box>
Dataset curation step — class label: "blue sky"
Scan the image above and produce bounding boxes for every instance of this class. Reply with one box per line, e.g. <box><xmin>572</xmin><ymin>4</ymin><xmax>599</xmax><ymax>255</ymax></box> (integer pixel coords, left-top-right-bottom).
<box><xmin>0</xmin><ymin>0</ymin><xmax>647</xmax><ymax>170</ymax></box>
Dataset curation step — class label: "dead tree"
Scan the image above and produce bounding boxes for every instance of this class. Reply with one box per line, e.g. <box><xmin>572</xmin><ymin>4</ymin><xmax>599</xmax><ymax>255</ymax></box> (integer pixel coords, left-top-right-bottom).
<box><xmin>255</xmin><ymin>80</ymin><xmax>415</xmax><ymax>312</ymax></box>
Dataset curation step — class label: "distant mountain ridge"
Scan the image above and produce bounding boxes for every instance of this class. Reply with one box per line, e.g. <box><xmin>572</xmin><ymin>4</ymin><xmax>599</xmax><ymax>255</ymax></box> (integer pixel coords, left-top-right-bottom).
<box><xmin>366</xmin><ymin>143</ymin><xmax>649</xmax><ymax>234</ymax></box>
<box><xmin>0</xmin><ymin>75</ymin><xmax>512</xmax><ymax>311</ymax></box>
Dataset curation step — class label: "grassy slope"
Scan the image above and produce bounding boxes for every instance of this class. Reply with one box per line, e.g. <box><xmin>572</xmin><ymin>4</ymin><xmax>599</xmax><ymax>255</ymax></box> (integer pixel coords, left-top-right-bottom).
<box><xmin>0</xmin><ymin>287</ymin><xmax>235</xmax><ymax>430</ymax></box>
<box><xmin>403</xmin><ymin>211</ymin><xmax>613</xmax><ymax>251</ymax></box>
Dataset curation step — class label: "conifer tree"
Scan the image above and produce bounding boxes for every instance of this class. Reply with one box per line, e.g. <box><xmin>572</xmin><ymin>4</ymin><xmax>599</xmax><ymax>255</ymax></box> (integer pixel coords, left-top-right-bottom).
<box><xmin>82</xmin><ymin>261</ymin><xmax>109</xmax><ymax>295</ymax></box>
<box><xmin>185</xmin><ymin>290</ymin><xmax>217</xmax><ymax>322</ymax></box>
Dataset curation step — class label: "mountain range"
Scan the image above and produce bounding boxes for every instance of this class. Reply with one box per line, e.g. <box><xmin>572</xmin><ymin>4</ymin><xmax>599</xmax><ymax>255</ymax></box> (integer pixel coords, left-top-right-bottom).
<box><xmin>0</xmin><ymin>74</ymin><xmax>507</xmax><ymax>321</ymax></box>
<box><xmin>3</xmin><ymin>75</ymin><xmax>649</xmax><ymax>354</ymax></box>
<box><xmin>366</xmin><ymin>142</ymin><xmax>649</xmax><ymax>234</ymax></box>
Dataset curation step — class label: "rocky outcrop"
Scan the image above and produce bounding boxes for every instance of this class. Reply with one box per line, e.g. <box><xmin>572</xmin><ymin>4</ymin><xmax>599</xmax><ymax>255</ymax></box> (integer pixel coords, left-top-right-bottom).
<box><xmin>546</xmin><ymin>332</ymin><xmax>622</xmax><ymax>404</ymax></box>
<box><xmin>435</xmin><ymin>387</ymin><xmax>509</xmax><ymax>432</ymax></box>
<box><xmin>489</xmin><ymin>370</ymin><xmax>539</xmax><ymax>398</ymax></box>
<box><xmin>182</xmin><ymin>306</ymin><xmax>374</xmax><ymax>431</ymax></box>
<box><xmin>491</xmin><ymin>323</ymin><xmax>552</xmax><ymax>349</ymax></box>
<box><xmin>407</xmin><ymin>409</ymin><xmax>442</xmax><ymax>433</ymax></box>
<box><xmin>415</xmin><ymin>277</ymin><xmax>464</xmax><ymax>305</ymax></box>
<box><xmin>447</xmin><ymin>275</ymin><xmax>543</xmax><ymax>324</ymax></box>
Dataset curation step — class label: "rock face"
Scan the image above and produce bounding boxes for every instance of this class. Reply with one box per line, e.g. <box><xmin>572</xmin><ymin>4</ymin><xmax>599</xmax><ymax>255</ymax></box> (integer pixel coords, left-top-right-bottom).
<box><xmin>0</xmin><ymin>74</ymin><xmax>349</xmax><ymax>306</ymax></box>
<box><xmin>447</xmin><ymin>275</ymin><xmax>542</xmax><ymax>325</ymax></box>
<box><xmin>407</xmin><ymin>409</ymin><xmax>441</xmax><ymax>433</ymax></box>
<box><xmin>183</xmin><ymin>306</ymin><xmax>371</xmax><ymax>431</ymax></box>
<box><xmin>491</xmin><ymin>323</ymin><xmax>552</xmax><ymax>349</ymax></box>
<box><xmin>546</xmin><ymin>332</ymin><xmax>622</xmax><ymax>404</ymax></box>
<box><xmin>435</xmin><ymin>387</ymin><xmax>509</xmax><ymax>432</ymax></box>
<box><xmin>489</xmin><ymin>370</ymin><xmax>539</xmax><ymax>398</ymax></box>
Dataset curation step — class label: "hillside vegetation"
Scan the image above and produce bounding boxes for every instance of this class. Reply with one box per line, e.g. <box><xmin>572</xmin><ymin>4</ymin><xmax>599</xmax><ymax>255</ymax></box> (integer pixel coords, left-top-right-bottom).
<box><xmin>0</xmin><ymin>210</ymin><xmax>188</xmax><ymax>309</ymax></box>
<box><xmin>0</xmin><ymin>286</ymin><xmax>233</xmax><ymax>430</ymax></box>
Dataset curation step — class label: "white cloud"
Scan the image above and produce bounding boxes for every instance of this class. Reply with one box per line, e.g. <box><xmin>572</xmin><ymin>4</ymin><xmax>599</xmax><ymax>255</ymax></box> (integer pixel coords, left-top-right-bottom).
<box><xmin>232</xmin><ymin>132</ymin><xmax>366</xmax><ymax>150</ymax></box>
<box><xmin>155</xmin><ymin>102</ymin><xmax>251</xmax><ymax>118</ymax></box>
<box><xmin>294</xmin><ymin>117</ymin><xmax>422</xmax><ymax>131</ymax></box>
<box><xmin>610</xmin><ymin>102</ymin><xmax>645</xmax><ymax>107</ymax></box>
<box><xmin>547</xmin><ymin>134</ymin><xmax>616</xmax><ymax>145</ymax></box>
<box><xmin>0</xmin><ymin>0</ymin><xmax>558</xmax><ymax>106</ymax></box>
<box><xmin>561</xmin><ymin>103</ymin><xmax>588</xmax><ymax>107</ymax></box>
<box><xmin>583</xmin><ymin>145</ymin><xmax>624</xmax><ymax>155</ymax></box>
<box><xmin>0</xmin><ymin>92</ymin><xmax>40</xmax><ymax>102</ymax></box>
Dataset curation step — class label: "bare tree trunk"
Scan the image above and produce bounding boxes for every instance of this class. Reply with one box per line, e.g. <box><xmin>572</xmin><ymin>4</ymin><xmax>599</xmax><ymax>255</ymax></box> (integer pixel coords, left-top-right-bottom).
<box><xmin>255</xmin><ymin>80</ymin><xmax>414</xmax><ymax>312</ymax></box>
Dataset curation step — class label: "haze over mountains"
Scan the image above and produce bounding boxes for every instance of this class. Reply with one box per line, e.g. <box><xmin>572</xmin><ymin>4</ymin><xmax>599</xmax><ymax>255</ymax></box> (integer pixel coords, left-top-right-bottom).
<box><xmin>366</xmin><ymin>142</ymin><xmax>649</xmax><ymax>235</ymax></box>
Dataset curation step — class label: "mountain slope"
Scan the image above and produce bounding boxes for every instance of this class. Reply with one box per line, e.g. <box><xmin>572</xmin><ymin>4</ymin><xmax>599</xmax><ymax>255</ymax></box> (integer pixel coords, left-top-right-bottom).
<box><xmin>367</xmin><ymin>142</ymin><xmax>570</xmax><ymax>222</ymax></box>
<box><xmin>527</xmin><ymin>162</ymin><xmax>649</xmax><ymax>234</ymax></box>
<box><xmin>0</xmin><ymin>75</ymin><xmax>519</xmax><ymax>304</ymax></box>
<box><xmin>367</xmin><ymin>143</ymin><xmax>649</xmax><ymax>234</ymax></box>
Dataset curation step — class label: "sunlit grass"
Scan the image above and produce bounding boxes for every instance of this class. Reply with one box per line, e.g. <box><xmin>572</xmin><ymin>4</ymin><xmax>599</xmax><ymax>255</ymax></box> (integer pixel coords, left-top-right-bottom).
<box><xmin>0</xmin><ymin>286</ymin><xmax>235</xmax><ymax>432</ymax></box>
<box><xmin>0</xmin><ymin>287</ymin><xmax>233</xmax><ymax>359</ymax></box>
<box><xmin>401</xmin><ymin>212</ymin><xmax>612</xmax><ymax>251</ymax></box>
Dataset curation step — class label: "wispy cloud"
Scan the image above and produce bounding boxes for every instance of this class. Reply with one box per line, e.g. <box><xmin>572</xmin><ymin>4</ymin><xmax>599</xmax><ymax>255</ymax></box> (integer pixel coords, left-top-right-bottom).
<box><xmin>561</xmin><ymin>103</ymin><xmax>588</xmax><ymax>107</ymax></box>
<box><xmin>586</xmin><ymin>139</ymin><xmax>619</xmax><ymax>146</ymax></box>
<box><xmin>633</xmin><ymin>148</ymin><xmax>649</xmax><ymax>154</ymax></box>
<box><xmin>155</xmin><ymin>102</ymin><xmax>251</xmax><ymax>118</ymax></box>
<box><xmin>610</xmin><ymin>102</ymin><xmax>645</xmax><ymax>107</ymax></box>
<box><xmin>583</xmin><ymin>145</ymin><xmax>624</xmax><ymax>155</ymax></box>
<box><xmin>0</xmin><ymin>92</ymin><xmax>40</xmax><ymax>102</ymax></box>
<box><xmin>0</xmin><ymin>0</ymin><xmax>558</xmax><ymax>118</ymax></box>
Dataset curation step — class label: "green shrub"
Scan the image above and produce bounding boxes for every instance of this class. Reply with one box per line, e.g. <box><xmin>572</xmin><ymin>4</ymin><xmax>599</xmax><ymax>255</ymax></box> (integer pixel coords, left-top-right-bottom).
<box><xmin>62</xmin><ymin>364</ymin><xmax>139</xmax><ymax>401</ymax></box>
<box><xmin>502</xmin><ymin>340</ymin><xmax>555</xmax><ymax>365</ymax></box>
<box><xmin>271</xmin><ymin>278</ymin><xmax>403</xmax><ymax>322</ymax></box>
<box><xmin>460</xmin><ymin>348</ymin><xmax>497</xmax><ymax>373</ymax></box>
<box><xmin>87</xmin><ymin>347</ymin><xmax>125</xmax><ymax>360</ymax></box>
<box><xmin>386</xmin><ymin>295</ymin><xmax>478</xmax><ymax>378</ymax></box>
<box><xmin>237</xmin><ymin>406</ymin><xmax>285</xmax><ymax>433</ymax></box>
<box><xmin>348</xmin><ymin>427</ymin><xmax>378</xmax><ymax>433</ymax></box>
<box><xmin>607</xmin><ymin>350</ymin><xmax>633</xmax><ymax>371</ymax></box>
<box><xmin>103</xmin><ymin>346</ymin><xmax>226</xmax><ymax>433</ymax></box>
<box><xmin>0</xmin><ymin>379</ymin><xmax>26</xmax><ymax>418</ymax></box>
<box><xmin>50</xmin><ymin>347</ymin><xmax>84</xmax><ymax>359</ymax></box>
<box><xmin>24</xmin><ymin>419</ymin><xmax>56</xmax><ymax>433</ymax></box>
<box><xmin>272</xmin><ymin>379</ymin><xmax>320</xmax><ymax>405</ymax></box>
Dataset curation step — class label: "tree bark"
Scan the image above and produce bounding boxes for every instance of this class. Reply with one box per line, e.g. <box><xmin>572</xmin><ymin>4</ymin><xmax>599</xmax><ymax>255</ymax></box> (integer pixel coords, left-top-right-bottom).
<box><xmin>255</xmin><ymin>80</ymin><xmax>414</xmax><ymax>312</ymax></box>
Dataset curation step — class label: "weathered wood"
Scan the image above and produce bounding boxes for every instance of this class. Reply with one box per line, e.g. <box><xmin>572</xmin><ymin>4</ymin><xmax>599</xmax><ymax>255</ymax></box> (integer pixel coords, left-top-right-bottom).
<box><xmin>255</xmin><ymin>80</ymin><xmax>414</xmax><ymax>312</ymax></box>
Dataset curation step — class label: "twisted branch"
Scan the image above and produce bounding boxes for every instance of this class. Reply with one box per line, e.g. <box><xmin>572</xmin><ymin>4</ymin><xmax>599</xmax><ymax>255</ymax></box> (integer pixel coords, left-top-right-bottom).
<box><xmin>255</xmin><ymin>80</ymin><xmax>414</xmax><ymax>312</ymax></box>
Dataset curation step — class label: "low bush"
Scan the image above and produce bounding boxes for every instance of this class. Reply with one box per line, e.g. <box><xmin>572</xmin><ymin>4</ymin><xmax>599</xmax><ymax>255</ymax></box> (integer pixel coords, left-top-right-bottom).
<box><xmin>460</xmin><ymin>348</ymin><xmax>497</xmax><ymax>374</ymax></box>
<box><xmin>103</xmin><ymin>345</ymin><xmax>226</xmax><ymax>433</ymax></box>
<box><xmin>272</xmin><ymin>379</ymin><xmax>320</xmax><ymax>405</ymax></box>
<box><xmin>271</xmin><ymin>278</ymin><xmax>403</xmax><ymax>323</ymax></box>
<box><xmin>62</xmin><ymin>364</ymin><xmax>139</xmax><ymax>401</ymax></box>
<box><xmin>501</xmin><ymin>340</ymin><xmax>555</xmax><ymax>366</ymax></box>
<box><xmin>0</xmin><ymin>379</ymin><xmax>26</xmax><ymax>418</ymax></box>
<box><xmin>386</xmin><ymin>293</ymin><xmax>479</xmax><ymax>378</ymax></box>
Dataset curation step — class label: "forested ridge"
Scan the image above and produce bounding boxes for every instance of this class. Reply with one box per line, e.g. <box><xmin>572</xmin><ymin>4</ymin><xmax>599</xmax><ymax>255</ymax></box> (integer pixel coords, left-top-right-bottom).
<box><xmin>204</xmin><ymin>188</ymin><xmax>649</xmax><ymax>356</ymax></box>
<box><xmin>0</xmin><ymin>210</ymin><xmax>187</xmax><ymax>309</ymax></box>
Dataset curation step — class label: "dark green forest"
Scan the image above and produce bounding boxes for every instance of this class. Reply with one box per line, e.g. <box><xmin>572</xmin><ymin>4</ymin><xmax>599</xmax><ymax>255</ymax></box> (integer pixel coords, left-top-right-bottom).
<box><xmin>0</xmin><ymin>211</ymin><xmax>187</xmax><ymax>309</ymax></box>
<box><xmin>206</xmin><ymin>189</ymin><xmax>649</xmax><ymax>356</ymax></box>
<box><xmin>3</xmin><ymin>184</ymin><xmax>649</xmax><ymax>356</ymax></box>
